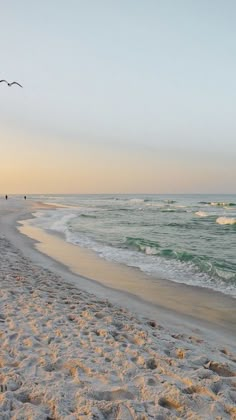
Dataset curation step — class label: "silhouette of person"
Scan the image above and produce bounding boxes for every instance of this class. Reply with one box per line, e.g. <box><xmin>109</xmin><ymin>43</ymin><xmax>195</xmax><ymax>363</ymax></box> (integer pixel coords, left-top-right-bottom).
<box><xmin>24</xmin><ymin>196</ymin><xmax>26</xmax><ymax>200</ymax></box>
<box><xmin>5</xmin><ymin>195</ymin><xmax>8</xmax><ymax>200</ymax></box>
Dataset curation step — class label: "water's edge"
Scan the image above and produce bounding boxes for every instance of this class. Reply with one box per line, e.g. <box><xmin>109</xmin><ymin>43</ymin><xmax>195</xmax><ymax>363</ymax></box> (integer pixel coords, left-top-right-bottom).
<box><xmin>26</xmin><ymin>194</ymin><xmax>236</xmax><ymax>299</ymax></box>
<box><xmin>18</xmin><ymin>211</ymin><xmax>236</xmax><ymax>335</ymax></box>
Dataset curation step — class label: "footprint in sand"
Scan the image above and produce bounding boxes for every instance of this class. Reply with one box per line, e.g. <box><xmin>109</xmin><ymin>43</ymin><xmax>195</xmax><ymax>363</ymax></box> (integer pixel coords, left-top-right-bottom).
<box><xmin>183</xmin><ymin>384</ymin><xmax>216</xmax><ymax>401</ymax></box>
<box><xmin>146</xmin><ymin>358</ymin><xmax>158</xmax><ymax>370</ymax></box>
<box><xmin>0</xmin><ymin>313</ymin><xmax>5</xmax><ymax>321</ymax></box>
<box><xmin>0</xmin><ymin>384</ymin><xmax>8</xmax><ymax>393</ymax></box>
<box><xmin>204</xmin><ymin>361</ymin><xmax>236</xmax><ymax>377</ymax></box>
<box><xmin>210</xmin><ymin>381</ymin><xmax>224</xmax><ymax>395</ymax></box>
<box><xmin>158</xmin><ymin>396</ymin><xmax>182</xmax><ymax>411</ymax></box>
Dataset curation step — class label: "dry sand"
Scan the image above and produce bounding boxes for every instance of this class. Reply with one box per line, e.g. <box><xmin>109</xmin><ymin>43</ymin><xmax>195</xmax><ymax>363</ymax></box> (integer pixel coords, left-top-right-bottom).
<box><xmin>0</xmin><ymin>198</ymin><xmax>236</xmax><ymax>419</ymax></box>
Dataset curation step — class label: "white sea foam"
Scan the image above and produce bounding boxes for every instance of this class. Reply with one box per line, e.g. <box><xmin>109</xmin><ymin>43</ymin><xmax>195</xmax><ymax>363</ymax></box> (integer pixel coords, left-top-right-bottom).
<box><xmin>211</xmin><ymin>202</ymin><xmax>230</xmax><ymax>207</ymax></box>
<box><xmin>145</xmin><ymin>203</ymin><xmax>163</xmax><ymax>208</ymax></box>
<box><xmin>31</xmin><ymin>210</ymin><xmax>78</xmax><ymax>233</ymax></box>
<box><xmin>144</xmin><ymin>246</ymin><xmax>157</xmax><ymax>255</ymax></box>
<box><xmin>216</xmin><ymin>217</ymin><xmax>236</xmax><ymax>225</ymax></box>
<box><xmin>67</xmin><ymin>238</ymin><xmax>236</xmax><ymax>298</ymax></box>
<box><xmin>195</xmin><ymin>211</ymin><xmax>208</xmax><ymax>217</ymax></box>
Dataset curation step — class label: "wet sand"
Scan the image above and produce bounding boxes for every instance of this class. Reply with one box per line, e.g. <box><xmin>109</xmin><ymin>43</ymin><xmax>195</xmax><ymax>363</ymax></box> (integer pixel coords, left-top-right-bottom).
<box><xmin>18</xmin><ymin>211</ymin><xmax>236</xmax><ymax>336</ymax></box>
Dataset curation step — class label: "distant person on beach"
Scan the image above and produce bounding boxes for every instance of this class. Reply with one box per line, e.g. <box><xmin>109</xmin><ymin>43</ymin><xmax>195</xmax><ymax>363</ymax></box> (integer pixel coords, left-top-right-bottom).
<box><xmin>24</xmin><ymin>196</ymin><xmax>26</xmax><ymax>200</ymax></box>
<box><xmin>5</xmin><ymin>195</ymin><xmax>8</xmax><ymax>200</ymax></box>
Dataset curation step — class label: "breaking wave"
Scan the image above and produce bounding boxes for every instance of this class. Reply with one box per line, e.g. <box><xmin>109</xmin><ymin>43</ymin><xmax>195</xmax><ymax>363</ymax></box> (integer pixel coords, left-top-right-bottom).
<box><xmin>195</xmin><ymin>211</ymin><xmax>208</xmax><ymax>217</ymax></box>
<box><xmin>216</xmin><ymin>217</ymin><xmax>236</xmax><ymax>225</ymax></box>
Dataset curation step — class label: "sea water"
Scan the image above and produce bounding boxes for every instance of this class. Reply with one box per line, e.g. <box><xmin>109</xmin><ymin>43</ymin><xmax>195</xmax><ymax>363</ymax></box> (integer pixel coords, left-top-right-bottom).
<box><xmin>27</xmin><ymin>194</ymin><xmax>236</xmax><ymax>298</ymax></box>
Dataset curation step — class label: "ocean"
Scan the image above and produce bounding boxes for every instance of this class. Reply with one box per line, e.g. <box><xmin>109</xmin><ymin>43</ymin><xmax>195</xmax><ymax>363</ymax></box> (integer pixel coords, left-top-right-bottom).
<box><xmin>27</xmin><ymin>194</ymin><xmax>236</xmax><ymax>298</ymax></box>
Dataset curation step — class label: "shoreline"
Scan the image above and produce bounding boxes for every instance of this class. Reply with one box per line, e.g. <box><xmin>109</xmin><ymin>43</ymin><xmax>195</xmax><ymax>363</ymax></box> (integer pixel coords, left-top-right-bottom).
<box><xmin>16</xmin><ymin>203</ymin><xmax>236</xmax><ymax>338</ymax></box>
<box><xmin>0</xmin><ymin>199</ymin><xmax>236</xmax><ymax>418</ymax></box>
<box><xmin>0</xmin><ymin>199</ymin><xmax>235</xmax><ymax>339</ymax></box>
<box><xmin>1</xmin><ymin>199</ymin><xmax>236</xmax><ymax>338</ymax></box>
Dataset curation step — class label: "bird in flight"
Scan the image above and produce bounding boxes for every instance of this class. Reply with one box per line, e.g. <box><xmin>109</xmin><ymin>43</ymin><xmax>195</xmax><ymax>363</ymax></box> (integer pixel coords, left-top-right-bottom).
<box><xmin>0</xmin><ymin>80</ymin><xmax>23</xmax><ymax>88</ymax></box>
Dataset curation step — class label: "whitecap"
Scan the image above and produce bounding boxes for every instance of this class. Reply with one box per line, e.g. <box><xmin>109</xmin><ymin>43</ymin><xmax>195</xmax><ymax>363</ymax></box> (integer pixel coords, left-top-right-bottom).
<box><xmin>216</xmin><ymin>217</ymin><xmax>236</xmax><ymax>225</ymax></box>
<box><xmin>195</xmin><ymin>211</ymin><xmax>208</xmax><ymax>217</ymax></box>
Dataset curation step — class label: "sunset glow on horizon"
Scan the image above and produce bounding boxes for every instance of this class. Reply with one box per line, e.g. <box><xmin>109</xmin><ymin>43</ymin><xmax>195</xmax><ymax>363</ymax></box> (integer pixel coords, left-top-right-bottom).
<box><xmin>1</xmin><ymin>1</ymin><xmax>236</xmax><ymax>194</ymax></box>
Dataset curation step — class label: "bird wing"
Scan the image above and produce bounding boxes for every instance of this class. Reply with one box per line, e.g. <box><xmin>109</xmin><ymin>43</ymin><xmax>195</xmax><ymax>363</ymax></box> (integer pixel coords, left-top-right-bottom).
<box><xmin>0</xmin><ymin>80</ymin><xmax>8</xmax><ymax>84</ymax></box>
<box><xmin>10</xmin><ymin>81</ymin><xmax>23</xmax><ymax>88</ymax></box>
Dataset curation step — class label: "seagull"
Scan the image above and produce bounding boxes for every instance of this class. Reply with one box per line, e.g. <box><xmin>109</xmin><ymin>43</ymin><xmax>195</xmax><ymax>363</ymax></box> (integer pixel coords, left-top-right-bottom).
<box><xmin>0</xmin><ymin>80</ymin><xmax>23</xmax><ymax>88</ymax></box>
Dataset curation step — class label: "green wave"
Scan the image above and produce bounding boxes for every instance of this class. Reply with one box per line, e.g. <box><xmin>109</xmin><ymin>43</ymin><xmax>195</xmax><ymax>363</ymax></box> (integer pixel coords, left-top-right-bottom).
<box><xmin>124</xmin><ymin>237</ymin><xmax>160</xmax><ymax>254</ymax></box>
<box><xmin>123</xmin><ymin>237</ymin><xmax>236</xmax><ymax>282</ymax></box>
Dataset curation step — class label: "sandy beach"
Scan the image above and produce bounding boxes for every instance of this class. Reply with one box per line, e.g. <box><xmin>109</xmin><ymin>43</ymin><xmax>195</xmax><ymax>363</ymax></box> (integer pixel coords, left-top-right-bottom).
<box><xmin>0</xmin><ymin>199</ymin><xmax>236</xmax><ymax>419</ymax></box>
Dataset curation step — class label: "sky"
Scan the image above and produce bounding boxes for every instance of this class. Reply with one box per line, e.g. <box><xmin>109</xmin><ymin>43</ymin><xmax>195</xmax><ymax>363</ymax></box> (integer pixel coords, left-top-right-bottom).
<box><xmin>1</xmin><ymin>0</ymin><xmax>236</xmax><ymax>194</ymax></box>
